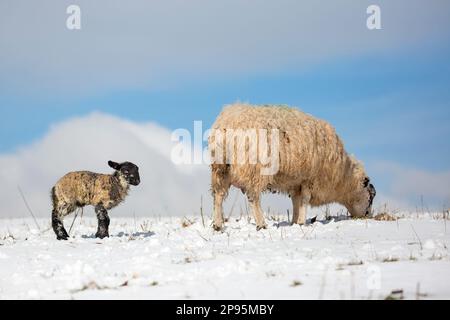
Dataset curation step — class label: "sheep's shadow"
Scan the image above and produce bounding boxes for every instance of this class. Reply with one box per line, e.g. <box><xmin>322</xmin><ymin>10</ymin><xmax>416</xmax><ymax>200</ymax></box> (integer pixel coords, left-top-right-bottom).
<box><xmin>81</xmin><ymin>231</ymin><xmax>155</xmax><ymax>239</ymax></box>
<box><xmin>273</xmin><ymin>221</ymin><xmax>292</xmax><ymax>228</ymax></box>
<box><xmin>272</xmin><ymin>215</ymin><xmax>351</xmax><ymax>228</ymax></box>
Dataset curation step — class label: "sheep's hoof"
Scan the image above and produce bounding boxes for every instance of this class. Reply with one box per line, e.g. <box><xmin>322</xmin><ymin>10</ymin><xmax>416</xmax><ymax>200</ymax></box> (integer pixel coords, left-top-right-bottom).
<box><xmin>256</xmin><ymin>224</ymin><xmax>267</xmax><ymax>231</ymax></box>
<box><xmin>213</xmin><ymin>224</ymin><xmax>223</xmax><ymax>232</ymax></box>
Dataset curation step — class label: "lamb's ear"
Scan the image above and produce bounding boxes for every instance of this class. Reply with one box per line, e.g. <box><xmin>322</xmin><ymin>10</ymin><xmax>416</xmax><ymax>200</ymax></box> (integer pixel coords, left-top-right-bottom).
<box><xmin>108</xmin><ymin>161</ymin><xmax>121</xmax><ymax>170</ymax></box>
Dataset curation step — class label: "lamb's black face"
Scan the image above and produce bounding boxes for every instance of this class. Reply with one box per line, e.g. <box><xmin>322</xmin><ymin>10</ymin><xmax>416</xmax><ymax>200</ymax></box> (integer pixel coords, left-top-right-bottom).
<box><xmin>108</xmin><ymin>161</ymin><xmax>141</xmax><ymax>186</ymax></box>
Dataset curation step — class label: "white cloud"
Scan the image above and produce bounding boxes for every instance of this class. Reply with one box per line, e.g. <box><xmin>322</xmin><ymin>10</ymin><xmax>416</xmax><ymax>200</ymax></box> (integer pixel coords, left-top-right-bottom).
<box><xmin>1</xmin><ymin>0</ymin><xmax>449</xmax><ymax>96</ymax></box>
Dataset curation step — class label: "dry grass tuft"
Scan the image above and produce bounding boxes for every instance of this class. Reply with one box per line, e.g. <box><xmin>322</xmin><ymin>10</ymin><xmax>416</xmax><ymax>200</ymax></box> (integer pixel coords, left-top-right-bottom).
<box><xmin>385</xmin><ymin>289</ymin><xmax>404</xmax><ymax>300</ymax></box>
<box><xmin>290</xmin><ymin>280</ymin><xmax>303</xmax><ymax>287</ymax></box>
<box><xmin>181</xmin><ymin>217</ymin><xmax>194</xmax><ymax>228</ymax></box>
<box><xmin>347</xmin><ymin>260</ymin><xmax>364</xmax><ymax>266</ymax></box>
<box><xmin>382</xmin><ymin>256</ymin><xmax>400</xmax><ymax>263</ymax></box>
<box><xmin>374</xmin><ymin>213</ymin><xmax>397</xmax><ymax>221</ymax></box>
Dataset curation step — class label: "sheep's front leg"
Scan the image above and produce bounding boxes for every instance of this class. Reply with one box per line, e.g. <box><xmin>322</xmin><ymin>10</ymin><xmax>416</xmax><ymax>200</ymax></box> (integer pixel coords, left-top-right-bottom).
<box><xmin>291</xmin><ymin>188</ymin><xmax>311</xmax><ymax>225</ymax></box>
<box><xmin>95</xmin><ymin>204</ymin><xmax>110</xmax><ymax>239</ymax></box>
<box><xmin>213</xmin><ymin>191</ymin><xmax>226</xmax><ymax>231</ymax></box>
<box><xmin>52</xmin><ymin>210</ymin><xmax>69</xmax><ymax>240</ymax></box>
<box><xmin>248</xmin><ymin>193</ymin><xmax>267</xmax><ymax>231</ymax></box>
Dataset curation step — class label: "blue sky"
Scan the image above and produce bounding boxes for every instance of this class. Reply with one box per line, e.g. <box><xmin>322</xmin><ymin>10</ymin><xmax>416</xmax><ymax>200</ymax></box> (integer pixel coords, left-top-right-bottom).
<box><xmin>1</xmin><ymin>0</ymin><xmax>450</xmax><ymax>211</ymax></box>
<box><xmin>2</xmin><ymin>43</ymin><xmax>449</xmax><ymax>169</ymax></box>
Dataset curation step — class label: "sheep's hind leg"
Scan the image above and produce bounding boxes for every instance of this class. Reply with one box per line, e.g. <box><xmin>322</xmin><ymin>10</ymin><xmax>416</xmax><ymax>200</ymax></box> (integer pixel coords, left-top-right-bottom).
<box><xmin>95</xmin><ymin>204</ymin><xmax>110</xmax><ymax>239</ymax></box>
<box><xmin>291</xmin><ymin>188</ymin><xmax>311</xmax><ymax>225</ymax></box>
<box><xmin>211</xmin><ymin>164</ymin><xmax>230</xmax><ymax>231</ymax></box>
<box><xmin>52</xmin><ymin>209</ymin><xmax>69</xmax><ymax>240</ymax></box>
<box><xmin>248</xmin><ymin>193</ymin><xmax>267</xmax><ymax>231</ymax></box>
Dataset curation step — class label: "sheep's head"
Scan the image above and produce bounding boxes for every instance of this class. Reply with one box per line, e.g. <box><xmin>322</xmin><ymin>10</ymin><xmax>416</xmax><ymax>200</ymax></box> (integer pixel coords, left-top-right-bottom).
<box><xmin>347</xmin><ymin>177</ymin><xmax>376</xmax><ymax>218</ymax></box>
<box><xmin>108</xmin><ymin>161</ymin><xmax>141</xmax><ymax>186</ymax></box>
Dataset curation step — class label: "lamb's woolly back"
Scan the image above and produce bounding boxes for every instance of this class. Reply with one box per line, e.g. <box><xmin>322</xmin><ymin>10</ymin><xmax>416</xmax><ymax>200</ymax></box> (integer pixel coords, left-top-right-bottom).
<box><xmin>53</xmin><ymin>171</ymin><xmax>129</xmax><ymax>211</ymax></box>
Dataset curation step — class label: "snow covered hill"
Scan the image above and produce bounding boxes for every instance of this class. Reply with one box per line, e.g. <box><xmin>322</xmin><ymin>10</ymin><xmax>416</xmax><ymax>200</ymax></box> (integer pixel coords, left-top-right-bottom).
<box><xmin>0</xmin><ymin>213</ymin><xmax>449</xmax><ymax>300</ymax></box>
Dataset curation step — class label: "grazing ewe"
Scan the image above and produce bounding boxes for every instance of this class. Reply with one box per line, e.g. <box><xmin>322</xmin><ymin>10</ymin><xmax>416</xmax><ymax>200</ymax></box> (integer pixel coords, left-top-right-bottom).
<box><xmin>209</xmin><ymin>103</ymin><xmax>376</xmax><ymax>231</ymax></box>
<box><xmin>51</xmin><ymin>161</ymin><xmax>141</xmax><ymax>240</ymax></box>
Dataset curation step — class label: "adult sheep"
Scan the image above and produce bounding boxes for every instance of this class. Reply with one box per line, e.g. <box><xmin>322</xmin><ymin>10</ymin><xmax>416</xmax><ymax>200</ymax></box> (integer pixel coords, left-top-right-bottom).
<box><xmin>209</xmin><ymin>103</ymin><xmax>376</xmax><ymax>231</ymax></box>
<box><xmin>51</xmin><ymin>161</ymin><xmax>141</xmax><ymax>240</ymax></box>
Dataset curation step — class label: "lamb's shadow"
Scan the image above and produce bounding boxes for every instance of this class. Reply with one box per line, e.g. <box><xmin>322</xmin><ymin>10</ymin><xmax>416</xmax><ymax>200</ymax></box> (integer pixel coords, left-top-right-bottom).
<box><xmin>81</xmin><ymin>231</ymin><xmax>155</xmax><ymax>239</ymax></box>
<box><xmin>272</xmin><ymin>215</ymin><xmax>351</xmax><ymax>228</ymax></box>
<box><xmin>116</xmin><ymin>231</ymin><xmax>155</xmax><ymax>238</ymax></box>
<box><xmin>81</xmin><ymin>234</ymin><xmax>97</xmax><ymax>239</ymax></box>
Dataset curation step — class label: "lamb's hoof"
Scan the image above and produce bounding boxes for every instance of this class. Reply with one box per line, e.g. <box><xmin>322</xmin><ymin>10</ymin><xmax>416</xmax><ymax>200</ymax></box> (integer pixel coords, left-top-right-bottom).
<box><xmin>256</xmin><ymin>224</ymin><xmax>267</xmax><ymax>231</ymax></box>
<box><xmin>56</xmin><ymin>234</ymin><xmax>69</xmax><ymax>241</ymax></box>
<box><xmin>95</xmin><ymin>232</ymin><xmax>109</xmax><ymax>239</ymax></box>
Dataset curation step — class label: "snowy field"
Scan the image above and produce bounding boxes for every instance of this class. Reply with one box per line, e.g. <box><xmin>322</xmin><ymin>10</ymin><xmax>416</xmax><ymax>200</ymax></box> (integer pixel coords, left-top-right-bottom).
<box><xmin>0</xmin><ymin>212</ymin><xmax>449</xmax><ymax>300</ymax></box>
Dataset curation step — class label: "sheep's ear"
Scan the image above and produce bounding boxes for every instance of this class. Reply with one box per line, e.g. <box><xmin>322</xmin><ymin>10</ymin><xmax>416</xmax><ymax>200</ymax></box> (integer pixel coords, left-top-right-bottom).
<box><xmin>363</xmin><ymin>177</ymin><xmax>370</xmax><ymax>188</ymax></box>
<box><xmin>108</xmin><ymin>161</ymin><xmax>121</xmax><ymax>170</ymax></box>
<box><xmin>369</xmin><ymin>183</ymin><xmax>376</xmax><ymax>197</ymax></box>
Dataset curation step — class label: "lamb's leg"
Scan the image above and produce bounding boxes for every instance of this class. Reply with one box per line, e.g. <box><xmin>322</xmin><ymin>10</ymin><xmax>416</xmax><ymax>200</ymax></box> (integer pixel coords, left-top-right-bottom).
<box><xmin>52</xmin><ymin>209</ymin><xmax>69</xmax><ymax>240</ymax></box>
<box><xmin>292</xmin><ymin>188</ymin><xmax>311</xmax><ymax>225</ymax></box>
<box><xmin>212</xmin><ymin>191</ymin><xmax>226</xmax><ymax>231</ymax></box>
<box><xmin>248</xmin><ymin>193</ymin><xmax>267</xmax><ymax>231</ymax></box>
<box><xmin>95</xmin><ymin>204</ymin><xmax>110</xmax><ymax>239</ymax></box>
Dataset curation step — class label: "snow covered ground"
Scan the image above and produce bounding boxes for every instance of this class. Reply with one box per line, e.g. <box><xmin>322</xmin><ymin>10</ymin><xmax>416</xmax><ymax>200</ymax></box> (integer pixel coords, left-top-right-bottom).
<box><xmin>0</xmin><ymin>212</ymin><xmax>449</xmax><ymax>300</ymax></box>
